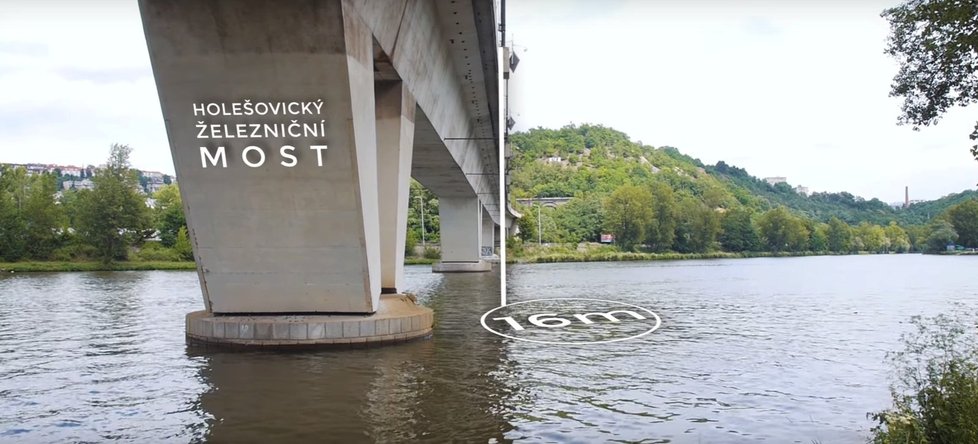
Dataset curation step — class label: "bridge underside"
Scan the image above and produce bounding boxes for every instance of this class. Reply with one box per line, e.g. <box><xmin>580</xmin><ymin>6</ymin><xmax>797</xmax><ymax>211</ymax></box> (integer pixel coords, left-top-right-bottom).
<box><xmin>140</xmin><ymin>0</ymin><xmax>499</xmax><ymax>345</ymax></box>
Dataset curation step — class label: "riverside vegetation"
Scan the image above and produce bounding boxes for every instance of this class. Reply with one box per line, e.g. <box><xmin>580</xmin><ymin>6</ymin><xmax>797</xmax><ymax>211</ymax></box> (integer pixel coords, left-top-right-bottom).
<box><xmin>868</xmin><ymin>2</ymin><xmax>978</xmax><ymax>441</ymax></box>
<box><xmin>507</xmin><ymin>124</ymin><xmax>978</xmax><ymax>263</ymax></box>
<box><xmin>0</xmin><ymin>144</ymin><xmax>444</xmax><ymax>272</ymax></box>
<box><xmin>0</xmin><ymin>144</ymin><xmax>193</xmax><ymax>271</ymax></box>
<box><xmin>869</xmin><ymin>310</ymin><xmax>978</xmax><ymax>443</ymax></box>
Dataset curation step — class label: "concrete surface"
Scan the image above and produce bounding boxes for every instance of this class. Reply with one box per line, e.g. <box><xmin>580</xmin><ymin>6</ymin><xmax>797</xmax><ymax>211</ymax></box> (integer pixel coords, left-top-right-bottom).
<box><xmin>186</xmin><ymin>294</ymin><xmax>433</xmax><ymax>346</ymax></box>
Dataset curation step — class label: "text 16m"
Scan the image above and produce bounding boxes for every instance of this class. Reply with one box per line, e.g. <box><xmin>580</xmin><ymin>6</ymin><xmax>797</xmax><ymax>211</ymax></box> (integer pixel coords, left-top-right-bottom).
<box><xmin>492</xmin><ymin>310</ymin><xmax>646</xmax><ymax>331</ymax></box>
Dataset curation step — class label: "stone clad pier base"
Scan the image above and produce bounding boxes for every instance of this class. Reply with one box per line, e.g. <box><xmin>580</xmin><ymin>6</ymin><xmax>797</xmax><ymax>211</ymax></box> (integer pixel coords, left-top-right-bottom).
<box><xmin>186</xmin><ymin>295</ymin><xmax>433</xmax><ymax>347</ymax></box>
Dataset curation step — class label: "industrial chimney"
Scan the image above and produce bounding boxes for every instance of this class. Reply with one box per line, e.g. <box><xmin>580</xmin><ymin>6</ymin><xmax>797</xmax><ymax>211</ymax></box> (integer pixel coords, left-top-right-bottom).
<box><xmin>905</xmin><ymin>186</ymin><xmax>909</xmax><ymax>209</ymax></box>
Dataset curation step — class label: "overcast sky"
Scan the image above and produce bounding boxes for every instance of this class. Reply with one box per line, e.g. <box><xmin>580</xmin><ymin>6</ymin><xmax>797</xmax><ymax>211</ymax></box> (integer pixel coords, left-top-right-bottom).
<box><xmin>0</xmin><ymin>1</ymin><xmax>168</xmax><ymax>173</ymax></box>
<box><xmin>509</xmin><ymin>0</ymin><xmax>978</xmax><ymax>202</ymax></box>
<box><xmin>0</xmin><ymin>1</ymin><xmax>975</xmax><ymax>202</ymax></box>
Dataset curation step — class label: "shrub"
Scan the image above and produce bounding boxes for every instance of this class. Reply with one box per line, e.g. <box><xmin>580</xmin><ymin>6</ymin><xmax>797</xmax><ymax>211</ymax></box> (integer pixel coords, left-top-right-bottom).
<box><xmin>869</xmin><ymin>311</ymin><xmax>978</xmax><ymax>443</ymax></box>
<box><xmin>131</xmin><ymin>242</ymin><xmax>181</xmax><ymax>262</ymax></box>
<box><xmin>50</xmin><ymin>243</ymin><xmax>97</xmax><ymax>261</ymax></box>
<box><xmin>405</xmin><ymin>230</ymin><xmax>418</xmax><ymax>257</ymax></box>
<box><xmin>173</xmin><ymin>226</ymin><xmax>193</xmax><ymax>261</ymax></box>
<box><xmin>422</xmin><ymin>247</ymin><xmax>441</xmax><ymax>260</ymax></box>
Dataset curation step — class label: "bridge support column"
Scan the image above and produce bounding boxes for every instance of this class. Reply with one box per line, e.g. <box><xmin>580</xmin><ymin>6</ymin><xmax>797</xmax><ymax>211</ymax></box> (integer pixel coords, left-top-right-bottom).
<box><xmin>481</xmin><ymin>210</ymin><xmax>496</xmax><ymax>260</ymax></box>
<box><xmin>433</xmin><ymin>197</ymin><xmax>492</xmax><ymax>272</ymax></box>
<box><xmin>376</xmin><ymin>81</ymin><xmax>415</xmax><ymax>294</ymax></box>
<box><xmin>140</xmin><ymin>0</ymin><xmax>433</xmax><ymax>346</ymax></box>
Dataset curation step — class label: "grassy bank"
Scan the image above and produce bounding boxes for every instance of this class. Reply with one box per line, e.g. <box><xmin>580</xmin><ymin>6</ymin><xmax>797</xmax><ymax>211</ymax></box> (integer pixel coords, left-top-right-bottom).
<box><xmin>509</xmin><ymin>250</ymin><xmax>847</xmax><ymax>264</ymax></box>
<box><xmin>936</xmin><ymin>250</ymin><xmax>978</xmax><ymax>256</ymax></box>
<box><xmin>0</xmin><ymin>261</ymin><xmax>197</xmax><ymax>272</ymax></box>
<box><xmin>505</xmin><ymin>243</ymin><xmax>912</xmax><ymax>264</ymax></box>
<box><xmin>1</xmin><ymin>257</ymin><xmax>440</xmax><ymax>273</ymax></box>
<box><xmin>405</xmin><ymin>257</ymin><xmax>438</xmax><ymax>265</ymax></box>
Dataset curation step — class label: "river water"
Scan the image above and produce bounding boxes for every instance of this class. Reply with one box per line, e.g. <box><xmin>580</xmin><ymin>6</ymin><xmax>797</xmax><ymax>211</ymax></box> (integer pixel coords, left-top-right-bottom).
<box><xmin>0</xmin><ymin>255</ymin><xmax>975</xmax><ymax>442</ymax></box>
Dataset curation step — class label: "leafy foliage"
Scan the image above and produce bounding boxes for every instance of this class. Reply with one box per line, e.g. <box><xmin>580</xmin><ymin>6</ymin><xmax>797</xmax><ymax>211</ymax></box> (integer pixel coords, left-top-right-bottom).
<box><xmin>508</xmin><ymin>124</ymin><xmax>976</xmax><ymax>256</ymax></box>
<box><xmin>407</xmin><ymin>180</ymin><xmax>439</xmax><ymax>248</ymax></box>
<box><xmin>74</xmin><ymin>144</ymin><xmax>151</xmax><ymax>262</ymax></box>
<box><xmin>719</xmin><ymin>208</ymin><xmax>760</xmax><ymax>252</ymax></box>
<box><xmin>153</xmin><ymin>184</ymin><xmax>185</xmax><ymax>247</ymax></box>
<box><xmin>946</xmin><ymin>199</ymin><xmax>978</xmax><ymax>247</ymax></box>
<box><xmin>0</xmin><ymin>144</ymin><xmax>192</xmax><ymax>264</ymax></box>
<box><xmin>870</xmin><ymin>310</ymin><xmax>978</xmax><ymax>443</ymax></box>
<box><xmin>603</xmin><ymin>185</ymin><xmax>652</xmax><ymax>251</ymax></box>
<box><xmin>882</xmin><ymin>0</ymin><xmax>978</xmax><ymax>159</ymax></box>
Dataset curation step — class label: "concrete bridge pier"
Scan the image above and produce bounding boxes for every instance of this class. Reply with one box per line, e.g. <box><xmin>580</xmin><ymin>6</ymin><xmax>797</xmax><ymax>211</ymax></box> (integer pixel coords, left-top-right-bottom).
<box><xmin>140</xmin><ymin>0</ymin><xmax>434</xmax><ymax>346</ymax></box>
<box><xmin>376</xmin><ymin>81</ymin><xmax>416</xmax><ymax>294</ymax></box>
<box><xmin>433</xmin><ymin>197</ymin><xmax>492</xmax><ymax>272</ymax></box>
<box><xmin>481</xmin><ymin>209</ymin><xmax>497</xmax><ymax>260</ymax></box>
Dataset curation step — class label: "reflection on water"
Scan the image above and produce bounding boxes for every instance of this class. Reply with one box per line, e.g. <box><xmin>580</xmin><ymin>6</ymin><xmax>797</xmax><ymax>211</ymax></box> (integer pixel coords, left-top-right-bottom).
<box><xmin>1</xmin><ymin>255</ymin><xmax>976</xmax><ymax>442</ymax></box>
<box><xmin>193</xmin><ymin>270</ymin><xmax>518</xmax><ymax>443</ymax></box>
<box><xmin>0</xmin><ymin>267</ymin><xmax>516</xmax><ymax>443</ymax></box>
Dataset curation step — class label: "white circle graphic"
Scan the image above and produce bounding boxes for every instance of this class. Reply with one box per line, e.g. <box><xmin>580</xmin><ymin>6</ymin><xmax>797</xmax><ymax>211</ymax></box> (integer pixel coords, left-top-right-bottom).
<box><xmin>479</xmin><ymin>298</ymin><xmax>662</xmax><ymax>345</ymax></box>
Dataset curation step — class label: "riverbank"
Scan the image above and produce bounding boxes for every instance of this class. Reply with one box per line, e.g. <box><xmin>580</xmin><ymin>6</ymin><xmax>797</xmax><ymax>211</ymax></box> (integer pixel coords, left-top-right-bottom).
<box><xmin>405</xmin><ymin>257</ymin><xmax>438</xmax><ymax>265</ymax></box>
<box><xmin>0</xmin><ymin>258</ymin><xmax>440</xmax><ymax>273</ymax></box>
<box><xmin>507</xmin><ymin>246</ymin><xmax>917</xmax><ymax>264</ymax></box>
<box><xmin>0</xmin><ymin>261</ymin><xmax>197</xmax><ymax>272</ymax></box>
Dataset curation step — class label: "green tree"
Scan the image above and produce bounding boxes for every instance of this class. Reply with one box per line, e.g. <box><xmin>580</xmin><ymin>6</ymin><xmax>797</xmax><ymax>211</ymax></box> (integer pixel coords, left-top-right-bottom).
<box><xmin>905</xmin><ymin>224</ymin><xmax>930</xmax><ymax>252</ymax></box>
<box><xmin>719</xmin><ymin>208</ymin><xmax>759</xmax><ymax>252</ymax></box>
<box><xmin>515</xmin><ymin>203</ymin><xmax>538</xmax><ymax>243</ymax></box>
<box><xmin>153</xmin><ymin>184</ymin><xmax>186</xmax><ymax>247</ymax></box>
<box><xmin>0</xmin><ymin>182</ymin><xmax>25</xmax><ymax>261</ymax></box>
<box><xmin>647</xmin><ymin>182</ymin><xmax>678</xmax><ymax>251</ymax></box>
<box><xmin>75</xmin><ymin>144</ymin><xmax>151</xmax><ymax>263</ymax></box>
<box><xmin>2</xmin><ymin>166</ymin><xmax>30</xmax><ymax>212</ymax></box>
<box><xmin>810</xmin><ymin>223</ymin><xmax>829</xmax><ymax>252</ymax></box>
<box><xmin>0</xmin><ymin>167</ymin><xmax>27</xmax><ymax>261</ymax></box>
<box><xmin>603</xmin><ymin>185</ymin><xmax>653</xmax><ymax>251</ymax></box>
<box><xmin>173</xmin><ymin>226</ymin><xmax>193</xmax><ymax>261</ymax></box>
<box><xmin>535</xmin><ymin>206</ymin><xmax>563</xmax><ymax>243</ymax></box>
<box><xmin>757</xmin><ymin>207</ymin><xmax>810</xmax><ymax>252</ymax></box>
<box><xmin>826</xmin><ymin>217</ymin><xmax>852</xmax><ymax>253</ymax></box>
<box><xmin>553</xmin><ymin>194</ymin><xmax>604</xmax><ymax>243</ymax></box>
<box><xmin>404</xmin><ymin>229</ymin><xmax>418</xmax><ymax>257</ymax></box>
<box><xmin>856</xmin><ymin>222</ymin><xmax>889</xmax><ymax>253</ymax></box>
<box><xmin>926</xmin><ymin>219</ymin><xmax>958</xmax><ymax>252</ymax></box>
<box><xmin>22</xmin><ymin>173</ymin><xmax>64</xmax><ymax>259</ymax></box>
<box><xmin>674</xmin><ymin>196</ymin><xmax>720</xmax><ymax>253</ymax></box>
<box><xmin>945</xmin><ymin>199</ymin><xmax>978</xmax><ymax>248</ymax></box>
<box><xmin>407</xmin><ymin>180</ymin><xmax>439</xmax><ymax>244</ymax></box>
<box><xmin>883</xmin><ymin>0</ymin><xmax>978</xmax><ymax>160</ymax></box>
<box><xmin>884</xmin><ymin>222</ymin><xmax>911</xmax><ymax>253</ymax></box>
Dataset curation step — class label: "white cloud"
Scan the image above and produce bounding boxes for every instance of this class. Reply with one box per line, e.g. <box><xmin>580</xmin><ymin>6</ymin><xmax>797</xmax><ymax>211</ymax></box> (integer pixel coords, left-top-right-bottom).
<box><xmin>0</xmin><ymin>1</ymin><xmax>171</xmax><ymax>173</ymax></box>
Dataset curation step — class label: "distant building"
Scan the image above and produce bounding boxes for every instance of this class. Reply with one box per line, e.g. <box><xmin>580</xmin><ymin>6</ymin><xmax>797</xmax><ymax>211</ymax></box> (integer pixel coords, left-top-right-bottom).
<box><xmin>60</xmin><ymin>166</ymin><xmax>82</xmax><ymax>177</ymax></box>
<box><xmin>62</xmin><ymin>179</ymin><xmax>94</xmax><ymax>191</ymax></box>
<box><xmin>146</xmin><ymin>182</ymin><xmax>167</xmax><ymax>194</ymax></box>
<box><xmin>793</xmin><ymin>185</ymin><xmax>809</xmax><ymax>196</ymax></box>
<box><xmin>764</xmin><ymin>176</ymin><xmax>787</xmax><ymax>186</ymax></box>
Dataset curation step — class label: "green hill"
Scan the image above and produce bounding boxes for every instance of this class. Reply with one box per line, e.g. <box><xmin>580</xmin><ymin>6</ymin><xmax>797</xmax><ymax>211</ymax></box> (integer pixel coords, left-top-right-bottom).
<box><xmin>508</xmin><ymin>123</ymin><xmax>978</xmax><ymax>254</ymax></box>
